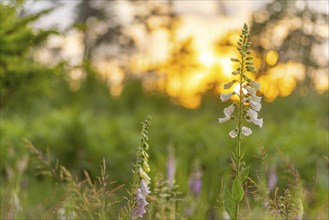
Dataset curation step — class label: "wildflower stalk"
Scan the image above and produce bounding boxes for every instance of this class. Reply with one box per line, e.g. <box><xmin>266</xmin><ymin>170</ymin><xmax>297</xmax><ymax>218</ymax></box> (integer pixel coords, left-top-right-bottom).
<box><xmin>131</xmin><ymin>115</ymin><xmax>152</xmax><ymax>220</ymax></box>
<box><xmin>219</xmin><ymin>23</ymin><xmax>262</xmax><ymax>219</ymax></box>
<box><xmin>235</xmin><ymin>26</ymin><xmax>246</xmax><ymax>220</ymax></box>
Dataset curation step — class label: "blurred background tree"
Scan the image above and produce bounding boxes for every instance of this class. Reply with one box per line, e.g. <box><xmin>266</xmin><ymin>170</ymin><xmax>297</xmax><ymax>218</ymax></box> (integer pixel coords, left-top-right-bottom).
<box><xmin>0</xmin><ymin>1</ymin><xmax>58</xmax><ymax>110</ymax></box>
<box><xmin>250</xmin><ymin>0</ymin><xmax>328</xmax><ymax>91</ymax></box>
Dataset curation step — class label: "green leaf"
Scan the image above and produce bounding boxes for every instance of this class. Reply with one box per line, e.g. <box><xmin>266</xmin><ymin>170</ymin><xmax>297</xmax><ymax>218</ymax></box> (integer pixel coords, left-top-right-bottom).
<box><xmin>230</xmin><ymin>58</ymin><xmax>239</xmax><ymax>62</ymax></box>
<box><xmin>223</xmin><ymin>186</ymin><xmax>235</xmax><ymax>219</ymax></box>
<box><xmin>232</xmin><ymin>178</ymin><xmax>244</xmax><ymax>202</ymax></box>
<box><xmin>240</xmin><ymin>165</ymin><xmax>250</xmax><ymax>183</ymax></box>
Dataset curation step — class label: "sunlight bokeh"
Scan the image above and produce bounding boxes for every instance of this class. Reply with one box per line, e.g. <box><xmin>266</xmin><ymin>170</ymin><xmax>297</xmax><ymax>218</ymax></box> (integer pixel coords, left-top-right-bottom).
<box><xmin>32</xmin><ymin>0</ymin><xmax>328</xmax><ymax>108</ymax></box>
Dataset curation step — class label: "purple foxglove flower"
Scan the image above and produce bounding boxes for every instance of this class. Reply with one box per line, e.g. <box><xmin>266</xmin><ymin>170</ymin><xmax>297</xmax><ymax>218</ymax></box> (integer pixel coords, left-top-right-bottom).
<box><xmin>189</xmin><ymin>178</ymin><xmax>202</xmax><ymax>195</ymax></box>
<box><xmin>268</xmin><ymin>168</ymin><xmax>277</xmax><ymax>193</ymax></box>
<box><xmin>132</xmin><ymin>188</ymin><xmax>148</xmax><ymax>219</ymax></box>
<box><xmin>167</xmin><ymin>149</ymin><xmax>176</xmax><ymax>188</ymax></box>
<box><xmin>140</xmin><ymin>180</ymin><xmax>150</xmax><ymax>196</ymax></box>
<box><xmin>189</xmin><ymin>165</ymin><xmax>203</xmax><ymax>197</ymax></box>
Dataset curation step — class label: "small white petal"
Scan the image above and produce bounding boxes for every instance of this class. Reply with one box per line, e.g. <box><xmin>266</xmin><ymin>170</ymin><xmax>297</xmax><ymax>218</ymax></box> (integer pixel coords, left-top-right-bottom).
<box><xmin>224</xmin><ymin>104</ymin><xmax>235</xmax><ymax>117</ymax></box>
<box><xmin>218</xmin><ymin>117</ymin><xmax>231</xmax><ymax>124</ymax></box>
<box><xmin>250</xmin><ymin>80</ymin><xmax>261</xmax><ymax>90</ymax></box>
<box><xmin>223</xmin><ymin>211</ymin><xmax>231</xmax><ymax>220</ymax></box>
<box><xmin>251</xmin><ymin>117</ymin><xmax>263</xmax><ymax>128</ymax></box>
<box><xmin>246</xmin><ymin>108</ymin><xmax>258</xmax><ymax>118</ymax></box>
<box><xmin>140</xmin><ymin>180</ymin><xmax>150</xmax><ymax>196</ymax></box>
<box><xmin>249</xmin><ymin>94</ymin><xmax>262</xmax><ymax>103</ymax></box>
<box><xmin>242</xmin><ymin>126</ymin><xmax>252</xmax><ymax>136</ymax></box>
<box><xmin>220</xmin><ymin>92</ymin><xmax>233</xmax><ymax>102</ymax></box>
<box><xmin>229</xmin><ymin>129</ymin><xmax>238</xmax><ymax>138</ymax></box>
<box><xmin>246</xmin><ymin>86</ymin><xmax>256</xmax><ymax>95</ymax></box>
<box><xmin>250</xmin><ymin>101</ymin><xmax>262</xmax><ymax>111</ymax></box>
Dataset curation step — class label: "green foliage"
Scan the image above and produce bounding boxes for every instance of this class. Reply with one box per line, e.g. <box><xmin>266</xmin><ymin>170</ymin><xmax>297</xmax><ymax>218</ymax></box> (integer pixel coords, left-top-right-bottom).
<box><xmin>150</xmin><ymin>172</ymin><xmax>179</xmax><ymax>219</ymax></box>
<box><xmin>0</xmin><ymin>1</ymin><xmax>58</xmax><ymax>109</ymax></box>
<box><xmin>232</xmin><ymin>178</ymin><xmax>244</xmax><ymax>202</ymax></box>
<box><xmin>24</xmin><ymin>139</ymin><xmax>123</xmax><ymax>220</ymax></box>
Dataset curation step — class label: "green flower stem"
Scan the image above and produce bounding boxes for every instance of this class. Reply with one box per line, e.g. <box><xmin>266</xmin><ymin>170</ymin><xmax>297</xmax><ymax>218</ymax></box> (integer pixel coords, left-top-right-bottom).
<box><xmin>234</xmin><ymin>36</ymin><xmax>246</xmax><ymax>220</ymax></box>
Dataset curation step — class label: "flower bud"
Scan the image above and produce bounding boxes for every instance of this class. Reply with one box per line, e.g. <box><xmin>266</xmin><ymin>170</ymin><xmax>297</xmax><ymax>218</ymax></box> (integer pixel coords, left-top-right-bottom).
<box><xmin>143</xmin><ymin>160</ymin><xmax>150</xmax><ymax>172</ymax></box>
<box><xmin>224</xmin><ymin>80</ymin><xmax>236</xmax><ymax>89</ymax></box>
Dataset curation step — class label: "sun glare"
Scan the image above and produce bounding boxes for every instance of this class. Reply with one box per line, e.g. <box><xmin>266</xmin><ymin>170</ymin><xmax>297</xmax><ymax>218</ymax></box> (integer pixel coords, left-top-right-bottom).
<box><xmin>217</xmin><ymin>57</ymin><xmax>234</xmax><ymax>77</ymax></box>
<box><xmin>198</xmin><ymin>52</ymin><xmax>216</xmax><ymax>67</ymax></box>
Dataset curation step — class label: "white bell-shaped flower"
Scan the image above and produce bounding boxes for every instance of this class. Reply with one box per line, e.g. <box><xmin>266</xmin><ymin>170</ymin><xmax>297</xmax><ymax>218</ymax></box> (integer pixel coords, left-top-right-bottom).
<box><xmin>246</xmin><ymin>108</ymin><xmax>258</xmax><ymax>118</ymax></box>
<box><xmin>229</xmin><ymin>128</ymin><xmax>238</xmax><ymax>138</ymax></box>
<box><xmin>249</xmin><ymin>94</ymin><xmax>262</xmax><ymax>103</ymax></box>
<box><xmin>241</xmin><ymin>126</ymin><xmax>252</xmax><ymax>136</ymax></box>
<box><xmin>247</xmin><ymin>117</ymin><xmax>263</xmax><ymax>128</ymax></box>
<box><xmin>250</xmin><ymin>101</ymin><xmax>262</xmax><ymax>111</ymax></box>
<box><xmin>218</xmin><ymin>117</ymin><xmax>231</xmax><ymax>124</ymax></box>
<box><xmin>245</xmin><ymin>108</ymin><xmax>263</xmax><ymax>128</ymax></box>
<box><xmin>250</xmin><ymin>80</ymin><xmax>261</xmax><ymax>90</ymax></box>
<box><xmin>246</xmin><ymin>86</ymin><xmax>256</xmax><ymax>95</ymax></box>
<box><xmin>220</xmin><ymin>92</ymin><xmax>234</xmax><ymax>102</ymax></box>
<box><xmin>224</xmin><ymin>103</ymin><xmax>235</xmax><ymax>117</ymax></box>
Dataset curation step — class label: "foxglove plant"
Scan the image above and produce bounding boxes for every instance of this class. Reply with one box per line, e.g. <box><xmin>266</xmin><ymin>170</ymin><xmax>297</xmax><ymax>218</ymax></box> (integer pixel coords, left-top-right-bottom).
<box><xmin>131</xmin><ymin>116</ymin><xmax>152</xmax><ymax>220</ymax></box>
<box><xmin>219</xmin><ymin>24</ymin><xmax>262</xmax><ymax>219</ymax></box>
<box><xmin>167</xmin><ymin>146</ymin><xmax>176</xmax><ymax>188</ymax></box>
